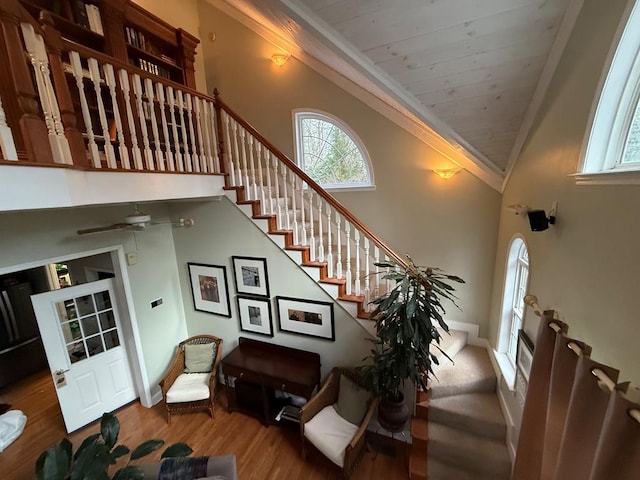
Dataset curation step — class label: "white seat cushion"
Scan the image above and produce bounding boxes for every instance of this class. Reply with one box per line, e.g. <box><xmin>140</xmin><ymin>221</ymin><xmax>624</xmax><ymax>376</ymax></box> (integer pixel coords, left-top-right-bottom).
<box><xmin>166</xmin><ymin>373</ymin><xmax>211</xmax><ymax>403</ymax></box>
<box><xmin>304</xmin><ymin>405</ymin><xmax>358</xmax><ymax>467</ymax></box>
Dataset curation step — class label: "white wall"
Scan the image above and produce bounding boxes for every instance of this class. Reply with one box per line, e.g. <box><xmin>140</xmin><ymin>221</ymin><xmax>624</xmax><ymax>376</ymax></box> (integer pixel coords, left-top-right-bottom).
<box><xmin>0</xmin><ymin>203</ymin><xmax>188</xmax><ymax>394</ymax></box>
<box><xmin>169</xmin><ymin>198</ymin><xmax>373</xmax><ymax>379</ymax></box>
<box><xmin>197</xmin><ymin>1</ymin><xmax>502</xmax><ymax>338</ymax></box>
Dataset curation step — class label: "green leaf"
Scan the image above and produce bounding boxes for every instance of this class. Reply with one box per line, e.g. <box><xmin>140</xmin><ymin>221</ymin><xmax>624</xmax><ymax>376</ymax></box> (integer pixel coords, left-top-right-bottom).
<box><xmin>74</xmin><ymin>433</ymin><xmax>100</xmax><ymax>461</ymax></box>
<box><xmin>113</xmin><ymin>466</ymin><xmax>145</xmax><ymax>480</ymax></box>
<box><xmin>130</xmin><ymin>439</ymin><xmax>164</xmax><ymax>460</ymax></box>
<box><xmin>111</xmin><ymin>445</ymin><xmax>130</xmax><ymax>459</ymax></box>
<box><xmin>161</xmin><ymin>443</ymin><xmax>193</xmax><ymax>458</ymax></box>
<box><xmin>100</xmin><ymin>412</ymin><xmax>120</xmax><ymax>449</ymax></box>
<box><xmin>41</xmin><ymin>444</ymin><xmax>71</xmax><ymax>480</ymax></box>
<box><xmin>35</xmin><ymin>451</ymin><xmax>47</xmax><ymax>479</ymax></box>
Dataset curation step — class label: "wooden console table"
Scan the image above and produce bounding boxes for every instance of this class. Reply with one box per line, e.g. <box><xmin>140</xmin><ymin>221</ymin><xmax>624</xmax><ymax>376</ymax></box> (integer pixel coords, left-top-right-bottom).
<box><xmin>221</xmin><ymin>337</ymin><xmax>321</xmax><ymax>425</ymax></box>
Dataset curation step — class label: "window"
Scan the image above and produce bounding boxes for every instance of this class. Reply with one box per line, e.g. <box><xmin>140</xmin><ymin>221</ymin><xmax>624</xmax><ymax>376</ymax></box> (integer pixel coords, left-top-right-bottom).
<box><xmin>294</xmin><ymin>110</ymin><xmax>374</xmax><ymax>190</ymax></box>
<box><xmin>498</xmin><ymin>237</ymin><xmax>530</xmax><ymax>368</ymax></box>
<box><xmin>578</xmin><ymin>0</ymin><xmax>640</xmax><ymax>183</ymax></box>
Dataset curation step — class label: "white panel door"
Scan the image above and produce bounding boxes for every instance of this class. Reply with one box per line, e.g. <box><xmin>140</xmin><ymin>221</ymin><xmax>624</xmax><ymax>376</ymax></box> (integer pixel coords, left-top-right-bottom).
<box><xmin>32</xmin><ymin>279</ymin><xmax>136</xmax><ymax>432</ymax></box>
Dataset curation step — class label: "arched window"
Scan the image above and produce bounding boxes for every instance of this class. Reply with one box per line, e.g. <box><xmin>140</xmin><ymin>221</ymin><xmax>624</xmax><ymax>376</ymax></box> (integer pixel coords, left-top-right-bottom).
<box><xmin>579</xmin><ymin>0</ymin><xmax>640</xmax><ymax>183</ymax></box>
<box><xmin>294</xmin><ymin>110</ymin><xmax>374</xmax><ymax>190</ymax></box>
<box><xmin>498</xmin><ymin>237</ymin><xmax>530</xmax><ymax>367</ymax></box>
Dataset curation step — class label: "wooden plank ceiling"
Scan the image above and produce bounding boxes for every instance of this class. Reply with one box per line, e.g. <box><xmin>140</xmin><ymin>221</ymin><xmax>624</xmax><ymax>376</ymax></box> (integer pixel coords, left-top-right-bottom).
<box><xmin>219</xmin><ymin>0</ymin><xmax>574</xmax><ymax>178</ymax></box>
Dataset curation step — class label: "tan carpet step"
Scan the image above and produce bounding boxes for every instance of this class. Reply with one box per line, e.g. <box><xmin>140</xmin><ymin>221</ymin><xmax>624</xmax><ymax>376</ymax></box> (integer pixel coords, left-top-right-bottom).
<box><xmin>427</xmin><ymin>457</ymin><xmax>509</xmax><ymax>480</ymax></box>
<box><xmin>429</xmin><ymin>392</ymin><xmax>506</xmax><ymax>440</ymax></box>
<box><xmin>429</xmin><ymin>345</ymin><xmax>496</xmax><ymax>399</ymax></box>
<box><xmin>428</xmin><ymin>421</ymin><xmax>511</xmax><ymax>478</ymax></box>
<box><xmin>432</xmin><ymin>328</ymin><xmax>468</xmax><ymax>369</ymax></box>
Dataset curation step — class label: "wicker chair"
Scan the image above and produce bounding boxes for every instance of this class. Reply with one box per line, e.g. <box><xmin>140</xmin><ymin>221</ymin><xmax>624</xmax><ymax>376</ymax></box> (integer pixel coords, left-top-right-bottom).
<box><xmin>159</xmin><ymin>335</ymin><xmax>223</xmax><ymax>424</ymax></box>
<box><xmin>300</xmin><ymin>367</ymin><xmax>378</xmax><ymax>478</ymax></box>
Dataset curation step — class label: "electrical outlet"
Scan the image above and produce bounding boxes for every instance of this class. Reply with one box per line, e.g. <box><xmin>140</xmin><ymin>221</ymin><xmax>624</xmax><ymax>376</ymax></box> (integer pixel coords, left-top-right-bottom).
<box><xmin>126</xmin><ymin>252</ymin><xmax>138</xmax><ymax>266</ymax></box>
<box><xmin>151</xmin><ymin>298</ymin><xmax>163</xmax><ymax>308</ymax></box>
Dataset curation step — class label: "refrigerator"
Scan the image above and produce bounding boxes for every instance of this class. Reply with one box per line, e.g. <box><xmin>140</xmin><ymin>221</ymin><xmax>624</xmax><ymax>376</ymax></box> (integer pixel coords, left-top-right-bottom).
<box><xmin>0</xmin><ymin>282</ymin><xmax>48</xmax><ymax>388</ymax></box>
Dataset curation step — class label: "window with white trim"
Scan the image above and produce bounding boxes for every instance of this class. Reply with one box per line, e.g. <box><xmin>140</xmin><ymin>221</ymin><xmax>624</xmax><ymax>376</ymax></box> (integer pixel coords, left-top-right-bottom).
<box><xmin>579</xmin><ymin>0</ymin><xmax>640</xmax><ymax>181</ymax></box>
<box><xmin>294</xmin><ymin>110</ymin><xmax>374</xmax><ymax>190</ymax></box>
<box><xmin>499</xmin><ymin>237</ymin><xmax>530</xmax><ymax>367</ymax></box>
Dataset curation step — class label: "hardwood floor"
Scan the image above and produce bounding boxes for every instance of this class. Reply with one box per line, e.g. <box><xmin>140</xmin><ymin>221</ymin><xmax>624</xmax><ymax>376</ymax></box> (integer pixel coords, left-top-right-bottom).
<box><xmin>0</xmin><ymin>370</ymin><xmax>408</xmax><ymax>479</ymax></box>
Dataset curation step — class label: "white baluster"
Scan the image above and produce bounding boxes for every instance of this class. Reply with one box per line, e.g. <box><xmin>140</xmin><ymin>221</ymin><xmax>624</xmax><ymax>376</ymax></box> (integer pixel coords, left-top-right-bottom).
<box><xmin>308</xmin><ymin>190</ymin><xmax>316</xmax><ymax>261</ymax></box>
<box><xmin>317</xmin><ymin>196</ymin><xmax>324</xmax><ymax>262</ymax></box>
<box><xmin>155</xmin><ymin>83</ymin><xmax>174</xmax><ymax>171</ymax></box>
<box><xmin>103</xmin><ymin>64</ymin><xmax>129</xmax><ymax>169</ymax></box>
<box><xmin>199</xmin><ymin>99</ymin><xmax>213</xmax><ymax>173</ymax></box>
<box><xmin>177</xmin><ymin>92</ymin><xmax>191</xmax><ymax>172</ymax></box>
<box><xmin>354</xmin><ymin>230</ymin><xmax>361</xmax><ymax>297</ymax></box>
<box><xmin>299</xmin><ymin>180</ymin><xmax>307</xmax><ymax>246</ymax></box>
<box><xmin>232</xmin><ymin>120</ymin><xmax>243</xmax><ymax>187</ymax></box>
<box><xmin>69</xmin><ymin>52</ymin><xmax>100</xmax><ymax>167</ymax></box>
<box><xmin>336</xmin><ymin>212</ymin><xmax>343</xmax><ymax>279</ymax></box>
<box><xmin>256</xmin><ymin>142</ymin><xmax>266</xmax><ymax>213</ymax></box>
<box><xmin>223</xmin><ymin>112</ymin><xmax>236</xmax><ymax>185</ymax></box>
<box><xmin>240</xmin><ymin>127</ymin><xmax>250</xmax><ymax>192</ymax></box>
<box><xmin>185</xmin><ymin>94</ymin><xmax>199</xmax><ymax>172</ymax></box>
<box><xmin>21</xmin><ymin>24</ymin><xmax>71</xmax><ymax>164</ymax></box>
<box><xmin>272</xmin><ymin>154</ymin><xmax>282</xmax><ymax>229</ymax></box>
<box><xmin>132</xmin><ymin>74</ymin><xmax>154</xmax><ymax>170</ymax></box>
<box><xmin>119</xmin><ymin>70</ymin><xmax>143</xmax><ymax>170</ymax></box>
<box><xmin>167</xmin><ymin>87</ymin><xmax>184</xmax><ymax>172</ymax></box>
<box><xmin>345</xmin><ymin>221</ymin><xmax>352</xmax><ymax>295</ymax></box>
<box><xmin>0</xmin><ymin>94</ymin><xmax>17</xmax><ymax>160</ymax></box>
<box><xmin>326</xmin><ymin>203</ymin><xmax>333</xmax><ymax>277</ymax></box>
<box><xmin>194</xmin><ymin>97</ymin><xmax>207</xmax><ymax>172</ymax></box>
<box><xmin>265</xmin><ymin>148</ymin><xmax>273</xmax><ymax>215</ymax></box>
<box><xmin>385</xmin><ymin>255</ymin><xmax>392</xmax><ymax>293</ymax></box>
<box><xmin>373</xmin><ymin>246</ymin><xmax>381</xmax><ymax>301</ymax></box>
<box><xmin>87</xmin><ymin>58</ymin><xmax>116</xmax><ymax>168</ymax></box>
<box><xmin>143</xmin><ymin>78</ymin><xmax>164</xmax><ymax>171</ymax></box>
<box><xmin>208</xmin><ymin>102</ymin><xmax>219</xmax><ymax>173</ymax></box>
<box><xmin>282</xmin><ymin>164</ymin><xmax>290</xmax><ymax>231</ymax></box>
<box><xmin>290</xmin><ymin>170</ymin><xmax>299</xmax><ymax>244</ymax></box>
<box><xmin>248</xmin><ymin>135</ymin><xmax>258</xmax><ymax>200</ymax></box>
<box><xmin>364</xmin><ymin>238</ymin><xmax>371</xmax><ymax>310</ymax></box>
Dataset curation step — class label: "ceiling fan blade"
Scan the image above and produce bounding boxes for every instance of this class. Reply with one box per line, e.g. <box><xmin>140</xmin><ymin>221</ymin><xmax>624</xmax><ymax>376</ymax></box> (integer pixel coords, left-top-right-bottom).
<box><xmin>76</xmin><ymin>223</ymin><xmax>131</xmax><ymax>235</ymax></box>
<box><xmin>149</xmin><ymin>218</ymin><xmax>195</xmax><ymax>228</ymax></box>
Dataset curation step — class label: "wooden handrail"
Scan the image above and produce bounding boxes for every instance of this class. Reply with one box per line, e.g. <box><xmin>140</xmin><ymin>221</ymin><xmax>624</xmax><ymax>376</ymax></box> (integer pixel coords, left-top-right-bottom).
<box><xmin>214</xmin><ymin>91</ymin><xmax>407</xmax><ymax>270</ymax></box>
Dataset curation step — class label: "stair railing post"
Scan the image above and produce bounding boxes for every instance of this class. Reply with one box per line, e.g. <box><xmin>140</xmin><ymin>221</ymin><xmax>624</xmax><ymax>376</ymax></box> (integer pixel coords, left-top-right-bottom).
<box><xmin>326</xmin><ymin>202</ymin><xmax>333</xmax><ymax>277</ymax></box>
<box><xmin>265</xmin><ymin>147</ymin><xmax>273</xmax><ymax>215</ymax></box>
<box><xmin>272</xmin><ymin>153</ymin><xmax>283</xmax><ymax>229</ymax></box>
<box><xmin>0</xmin><ymin>93</ymin><xmax>17</xmax><ymax>160</ymax></box>
<box><xmin>248</xmin><ymin>135</ymin><xmax>258</xmax><ymax>201</ymax></box>
<box><xmin>177</xmin><ymin>90</ymin><xmax>190</xmax><ymax>171</ymax></box>
<box><xmin>103</xmin><ymin>64</ymin><xmax>130</xmax><ymax>169</ymax></box>
<box><xmin>290</xmin><ymin>169</ymin><xmax>299</xmax><ymax>245</ymax></box>
<box><xmin>213</xmin><ymin>89</ymin><xmax>228</xmax><ymax>176</ymax></box>
<box><xmin>87</xmin><ymin>57</ymin><xmax>116</xmax><ymax>168</ymax></box>
<box><xmin>364</xmin><ymin>238</ymin><xmax>371</xmax><ymax>310</ymax></box>
<box><xmin>299</xmin><ymin>178</ymin><xmax>307</xmax><ymax>246</ymax></box>
<box><xmin>132</xmin><ymin>73</ymin><xmax>154</xmax><ymax>170</ymax></box>
<box><xmin>354</xmin><ymin>229</ymin><xmax>361</xmax><ymax>297</ymax></box>
<box><xmin>345</xmin><ymin>221</ymin><xmax>352</xmax><ymax>295</ymax></box>
<box><xmin>167</xmin><ymin>86</ymin><xmax>184</xmax><ymax>171</ymax></box>
<box><xmin>256</xmin><ymin>141</ymin><xmax>266</xmax><ymax>213</ymax></box>
<box><xmin>223</xmin><ymin>112</ymin><xmax>236</xmax><ymax>184</ymax></box>
<box><xmin>194</xmin><ymin>96</ymin><xmax>207</xmax><ymax>172</ymax></box>
<box><xmin>373</xmin><ymin>246</ymin><xmax>380</xmax><ymax>301</ymax></box>
<box><xmin>185</xmin><ymin>93</ymin><xmax>199</xmax><ymax>172</ymax></box>
<box><xmin>144</xmin><ymin>77</ymin><xmax>164</xmax><ymax>171</ymax></box>
<box><xmin>282</xmin><ymin>163</ymin><xmax>291</xmax><ymax>231</ymax></box>
<box><xmin>308</xmin><ymin>189</ymin><xmax>316</xmax><ymax>261</ymax></box>
<box><xmin>240</xmin><ymin>127</ymin><xmax>250</xmax><ymax>194</ymax></box>
<box><xmin>120</xmin><ymin>70</ymin><xmax>143</xmax><ymax>170</ymax></box>
<box><xmin>336</xmin><ymin>212</ymin><xmax>343</xmax><ymax>279</ymax></box>
<box><xmin>207</xmin><ymin>100</ymin><xmax>219</xmax><ymax>173</ymax></box>
<box><xmin>69</xmin><ymin>51</ymin><xmax>100</xmax><ymax>168</ymax></box>
<box><xmin>155</xmin><ymin>83</ymin><xmax>174</xmax><ymax>171</ymax></box>
<box><xmin>317</xmin><ymin>195</ymin><xmax>324</xmax><ymax>262</ymax></box>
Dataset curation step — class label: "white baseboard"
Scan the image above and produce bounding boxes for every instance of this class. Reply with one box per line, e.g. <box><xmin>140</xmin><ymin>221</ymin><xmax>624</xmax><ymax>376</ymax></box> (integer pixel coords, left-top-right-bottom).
<box><xmin>150</xmin><ymin>388</ymin><xmax>163</xmax><ymax>406</ymax></box>
<box><xmin>446</xmin><ymin>320</ymin><xmax>482</xmax><ymax>346</ymax></box>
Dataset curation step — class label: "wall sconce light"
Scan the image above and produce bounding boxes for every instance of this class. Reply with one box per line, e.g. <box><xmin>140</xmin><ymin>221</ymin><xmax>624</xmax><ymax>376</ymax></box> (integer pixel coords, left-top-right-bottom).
<box><xmin>432</xmin><ymin>168</ymin><xmax>461</xmax><ymax>179</ymax></box>
<box><xmin>271</xmin><ymin>53</ymin><xmax>290</xmax><ymax>66</ymax></box>
<box><xmin>508</xmin><ymin>201</ymin><xmax>558</xmax><ymax>231</ymax></box>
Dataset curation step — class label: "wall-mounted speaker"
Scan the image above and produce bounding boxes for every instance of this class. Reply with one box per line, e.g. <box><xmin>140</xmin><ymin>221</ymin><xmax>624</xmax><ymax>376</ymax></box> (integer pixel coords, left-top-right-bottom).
<box><xmin>527</xmin><ymin>209</ymin><xmax>549</xmax><ymax>232</ymax></box>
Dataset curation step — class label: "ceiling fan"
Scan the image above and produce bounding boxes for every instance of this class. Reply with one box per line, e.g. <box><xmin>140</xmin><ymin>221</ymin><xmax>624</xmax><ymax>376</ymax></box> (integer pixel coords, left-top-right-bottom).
<box><xmin>77</xmin><ymin>206</ymin><xmax>194</xmax><ymax>236</ymax></box>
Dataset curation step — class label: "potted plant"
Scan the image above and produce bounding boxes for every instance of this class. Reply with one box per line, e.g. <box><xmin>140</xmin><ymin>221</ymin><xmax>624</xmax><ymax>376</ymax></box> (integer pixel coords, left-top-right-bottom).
<box><xmin>35</xmin><ymin>412</ymin><xmax>193</xmax><ymax>480</ymax></box>
<box><xmin>360</xmin><ymin>255</ymin><xmax>464</xmax><ymax>431</ymax></box>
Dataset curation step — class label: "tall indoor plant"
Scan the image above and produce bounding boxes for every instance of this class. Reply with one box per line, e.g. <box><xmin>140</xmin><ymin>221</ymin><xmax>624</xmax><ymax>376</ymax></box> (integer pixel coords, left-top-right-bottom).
<box><xmin>361</xmin><ymin>255</ymin><xmax>464</xmax><ymax>431</ymax></box>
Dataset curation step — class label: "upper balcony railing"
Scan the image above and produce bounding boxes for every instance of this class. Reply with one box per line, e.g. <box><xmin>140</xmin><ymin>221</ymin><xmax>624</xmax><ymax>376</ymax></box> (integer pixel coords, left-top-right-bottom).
<box><xmin>0</xmin><ymin>0</ymin><xmax>409</xmax><ymax>306</ymax></box>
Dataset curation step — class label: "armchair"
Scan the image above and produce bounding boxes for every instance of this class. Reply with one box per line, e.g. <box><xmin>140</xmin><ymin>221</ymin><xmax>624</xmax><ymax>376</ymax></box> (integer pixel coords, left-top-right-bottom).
<box><xmin>300</xmin><ymin>367</ymin><xmax>378</xmax><ymax>478</ymax></box>
<box><xmin>159</xmin><ymin>335</ymin><xmax>223</xmax><ymax>424</ymax></box>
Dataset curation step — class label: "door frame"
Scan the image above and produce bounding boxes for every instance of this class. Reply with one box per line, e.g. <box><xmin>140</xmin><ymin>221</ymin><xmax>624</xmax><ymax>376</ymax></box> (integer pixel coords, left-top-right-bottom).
<box><xmin>0</xmin><ymin>245</ymin><xmax>153</xmax><ymax>407</ymax></box>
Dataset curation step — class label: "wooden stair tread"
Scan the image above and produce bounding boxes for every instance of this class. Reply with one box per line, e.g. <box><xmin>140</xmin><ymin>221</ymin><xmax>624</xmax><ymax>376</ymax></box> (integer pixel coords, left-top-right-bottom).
<box><xmin>411</xmin><ymin>417</ymin><xmax>428</xmax><ymax>441</ymax></box>
<box><xmin>409</xmin><ymin>449</ymin><xmax>427</xmax><ymax>480</ymax></box>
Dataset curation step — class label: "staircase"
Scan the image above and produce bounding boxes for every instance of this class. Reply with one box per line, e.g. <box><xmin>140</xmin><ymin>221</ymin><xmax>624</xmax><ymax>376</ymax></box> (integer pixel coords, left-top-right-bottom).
<box><xmin>408</xmin><ymin>332</ymin><xmax>511</xmax><ymax>480</ymax></box>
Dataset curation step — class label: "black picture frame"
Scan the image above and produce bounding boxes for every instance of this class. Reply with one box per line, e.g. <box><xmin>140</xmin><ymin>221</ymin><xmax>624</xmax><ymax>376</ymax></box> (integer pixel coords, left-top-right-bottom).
<box><xmin>187</xmin><ymin>262</ymin><xmax>231</xmax><ymax>317</ymax></box>
<box><xmin>231</xmin><ymin>256</ymin><xmax>270</xmax><ymax>298</ymax></box>
<box><xmin>236</xmin><ymin>295</ymin><xmax>273</xmax><ymax>337</ymax></box>
<box><xmin>275</xmin><ymin>296</ymin><xmax>335</xmax><ymax>341</ymax></box>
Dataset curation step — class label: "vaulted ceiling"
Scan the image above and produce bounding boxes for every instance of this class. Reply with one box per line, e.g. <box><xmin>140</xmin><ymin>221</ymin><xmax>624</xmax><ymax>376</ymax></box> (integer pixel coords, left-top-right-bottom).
<box><xmin>214</xmin><ymin>0</ymin><xmax>580</xmax><ymax>190</ymax></box>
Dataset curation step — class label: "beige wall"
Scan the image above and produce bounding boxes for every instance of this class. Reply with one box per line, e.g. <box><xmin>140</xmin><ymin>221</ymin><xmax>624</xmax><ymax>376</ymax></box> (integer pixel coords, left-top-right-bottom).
<box><xmin>131</xmin><ymin>0</ymin><xmax>208</xmax><ymax>92</ymax></box>
<box><xmin>490</xmin><ymin>0</ymin><xmax>640</xmax><ymax>385</ymax></box>
<box><xmin>197</xmin><ymin>1</ymin><xmax>502</xmax><ymax>336</ymax></box>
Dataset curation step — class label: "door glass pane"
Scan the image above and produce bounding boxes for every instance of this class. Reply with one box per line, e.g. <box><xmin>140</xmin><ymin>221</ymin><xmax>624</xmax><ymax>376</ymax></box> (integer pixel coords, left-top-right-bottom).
<box><xmin>94</xmin><ymin>291</ymin><xmax>112</xmax><ymax>311</ymax></box>
<box><xmin>61</xmin><ymin>320</ymin><xmax>82</xmax><ymax>343</ymax></box>
<box><xmin>99</xmin><ymin>311</ymin><xmax>116</xmax><ymax>330</ymax></box>
<box><xmin>86</xmin><ymin>335</ymin><xmax>104</xmax><ymax>356</ymax></box>
<box><xmin>104</xmin><ymin>330</ymin><xmax>120</xmax><ymax>350</ymax></box>
<box><xmin>68</xmin><ymin>341</ymin><xmax>86</xmax><ymax>363</ymax></box>
<box><xmin>76</xmin><ymin>295</ymin><xmax>95</xmax><ymax>317</ymax></box>
<box><xmin>81</xmin><ymin>315</ymin><xmax>100</xmax><ymax>337</ymax></box>
<box><xmin>58</xmin><ymin>301</ymin><xmax>77</xmax><ymax>321</ymax></box>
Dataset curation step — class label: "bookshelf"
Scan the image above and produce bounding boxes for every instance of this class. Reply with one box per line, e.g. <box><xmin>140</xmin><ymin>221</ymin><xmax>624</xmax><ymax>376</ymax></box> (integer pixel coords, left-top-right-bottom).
<box><xmin>19</xmin><ymin>0</ymin><xmax>199</xmax><ymax>89</ymax></box>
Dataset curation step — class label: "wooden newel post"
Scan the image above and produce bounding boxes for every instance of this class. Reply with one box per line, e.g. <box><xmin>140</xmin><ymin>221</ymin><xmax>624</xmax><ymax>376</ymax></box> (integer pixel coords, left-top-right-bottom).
<box><xmin>0</xmin><ymin>0</ymin><xmax>53</xmax><ymax>163</ymax></box>
<box><xmin>177</xmin><ymin>29</ymin><xmax>199</xmax><ymax>90</ymax></box>
<box><xmin>39</xmin><ymin>11</ymin><xmax>88</xmax><ymax>167</ymax></box>
<box><xmin>213</xmin><ymin>88</ymin><xmax>228</xmax><ymax>177</ymax></box>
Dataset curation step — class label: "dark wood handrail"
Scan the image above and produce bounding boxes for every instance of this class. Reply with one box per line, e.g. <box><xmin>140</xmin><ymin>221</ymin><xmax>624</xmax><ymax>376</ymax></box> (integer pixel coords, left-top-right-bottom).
<box><xmin>215</xmin><ymin>91</ymin><xmax>407</xmax><ymax>269</ymax></box>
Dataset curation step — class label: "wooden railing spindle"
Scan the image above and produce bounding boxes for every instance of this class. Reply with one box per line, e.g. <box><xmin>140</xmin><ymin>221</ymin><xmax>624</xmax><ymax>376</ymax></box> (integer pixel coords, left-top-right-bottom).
<box><xmin>167</xmin><ymin>86</ymin><xmax>184</xmax><ymax>172</ymax></box>
<box><xmin>104</xmin><ymin>64</ymin><xmax>129</xmax><ymax>169</ymax></box>
<box><xmin>69</xmin><ymin>51</ymin><xmax>100</xmax><ymax>167</ymax></box>
<box><xmin>0</xmin><ymin>94</ymin><xmax>18</xmax><ymax>160</ymax></box>
<box><xmin>193</xmin><ymin>97</ymin><xmax>207</xmax><ymax>172</ymax></box>
<box><xmin>176</xmin><ymin>91</ymin><xmax>190</xmax><ymax>172</ymax></box>
<box><xmin>155</xmin><ymin>83</ymin><xmax>175</xmax><ymax>171</ymax></box>
<box><xmin>132</xmin><ymin>74</ymin><xmax>154</xmax><ymax>170</ymax></box>
<box><xmin>256</xmin><ymin>142</ymin><xmax>266</xmax><ymax>213</ymax></box>
<box><xmin>185</xmin><ymin>94</ymin><xmax>199</xmax><ymax>172</ymax></box>
<box><xmin>119</xmin><ymin>70</ymin><xmax>143</xmax><ymax>170</ymax></box>
<box><xmin>143</xmin><ymin>77</ymin><xmax>164</xmax><ymax>171</ymax></box>
<box><xmin>223</xmin><ymin>112</ymin><xmax>236</xmax><ymax>185</ymax></box>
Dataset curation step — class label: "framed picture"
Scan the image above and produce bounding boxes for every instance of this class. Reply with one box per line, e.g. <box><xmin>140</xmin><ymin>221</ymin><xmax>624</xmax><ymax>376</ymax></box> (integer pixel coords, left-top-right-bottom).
<box><xmin>232</xmin><ymin>256</ymin><xmax>270</xmax><ymax>298</ymax></box>
<box><xmin>187</xmin><ymin>263</ymin><xmax>231</xmax><ymax>317</ymax></box>
<box><xmin>236</xmin><ymin>295</ymin><xmax>273</xmax><ymax>337</ymax></box>
<box><xmin>517</xmin><ymin>329</ymin><xmax>534</xmax><ymax>382</ymax></box>
<box><xmin>275</xmin><ymin>296</ymin><xmax>335</xmax><ymax>341</ymax></box>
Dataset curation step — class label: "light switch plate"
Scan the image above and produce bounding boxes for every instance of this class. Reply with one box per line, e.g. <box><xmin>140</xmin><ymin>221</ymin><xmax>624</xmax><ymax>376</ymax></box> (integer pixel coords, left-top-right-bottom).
<box><xmin>126</xmin><ymin>252</ymin><xmax>138</xmax><ymax>266</ymax></box>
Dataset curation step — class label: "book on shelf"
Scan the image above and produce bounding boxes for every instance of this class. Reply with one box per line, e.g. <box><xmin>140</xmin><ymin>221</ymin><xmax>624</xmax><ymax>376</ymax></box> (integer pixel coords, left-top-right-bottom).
<box><xmin>85</xmin><ymin>4</ymin><xmax>103</xmax><ymax>35</ymax></box>
<box><xmin>70</xmin><ymin>0</ymin><xmax>90</xmax><ymax>29</ymax></box>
